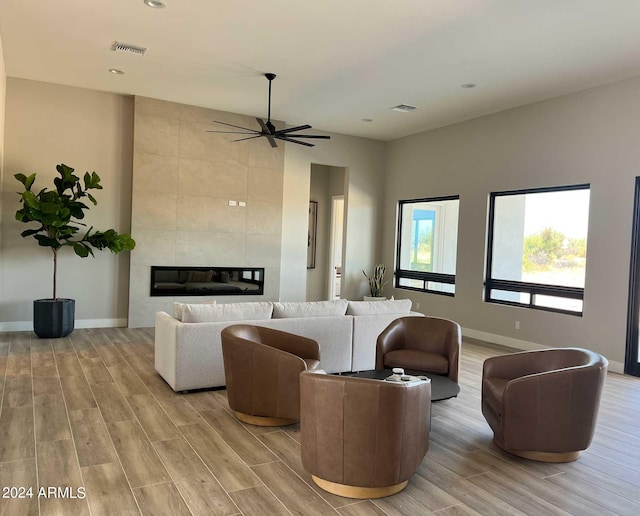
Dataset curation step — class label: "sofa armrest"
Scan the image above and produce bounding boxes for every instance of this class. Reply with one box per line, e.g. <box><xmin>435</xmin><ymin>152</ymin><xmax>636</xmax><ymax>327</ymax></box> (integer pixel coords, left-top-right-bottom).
<box><xmin>256</xmin><ymin>326</ymin><xmax>320</xmax><ymax>360</ymax></box>
<box><xmin>483</xmin><ymin>350</ymin><xmax>554</xmax><ymax>381</ymax></box>
<box><xmin>154</xmin><ymin>311</ymin><xmax>179</xmax><ymax>389</ymax></box>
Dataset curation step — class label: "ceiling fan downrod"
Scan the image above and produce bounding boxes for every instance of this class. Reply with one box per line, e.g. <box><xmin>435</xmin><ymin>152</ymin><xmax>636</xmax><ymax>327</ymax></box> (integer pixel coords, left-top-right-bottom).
<box><xmin>265</xmin><ymin>73</ymin><xmax>276</xmax><ymax>132</ymax></box>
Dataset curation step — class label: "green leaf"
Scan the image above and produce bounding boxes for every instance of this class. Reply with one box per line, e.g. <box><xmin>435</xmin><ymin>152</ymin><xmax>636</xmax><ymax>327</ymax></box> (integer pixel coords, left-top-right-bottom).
<box><xmin>86</xmin><ymin>193</ymin><xmax>97</xmax><ymax>206</ymax></box>
<box><xmin>35</xmin><ymin>234</ymin><xmax>60</xmax><ymax>248</ymax></box>
<box><xmin>72</xmin><ymin>242</ymin><xmax>90</xmax><ymax>258</ymax></box>
<box><xmin>20</xmin><ymin>228</ymin><xmax>43</xmax><ymax>238</ymax></box>
<box><xmin>22</xmin><ymin>191</ymin><xmax>39</xmax><ymax>209</ymax></box>
<box><xmin>24</xmin><ymin>174</ymin><xmax>36</xmax><ymax>191</ymax></box>
<box><xmin>15</xmin><ymin>173</ymin><xmax>36</xmax><ymax>190</ymax></box>
<box><xmin>39</xmin><ymin>202</ymin><xmax>59</xmax><ymax>214</ymax></box>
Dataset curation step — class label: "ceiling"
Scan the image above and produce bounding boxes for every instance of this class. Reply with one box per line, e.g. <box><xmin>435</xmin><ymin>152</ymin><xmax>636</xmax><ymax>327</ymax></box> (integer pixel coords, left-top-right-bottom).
<box><xmin>2</xmin><ymin>0</ymin><xmax>640</xmax><ymax>141</ymax></box>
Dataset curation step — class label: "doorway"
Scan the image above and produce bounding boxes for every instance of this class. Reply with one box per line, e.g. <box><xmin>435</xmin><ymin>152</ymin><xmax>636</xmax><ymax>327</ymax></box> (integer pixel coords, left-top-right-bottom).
<box><xmin>625</xmin><ymin>177</ymin><xmax>640</xmax><ymax>376</ymax></box>
<box><xmin>306</xmin><ymin>164</ymin><xmax>346</xmax><ymax>301</ymax></box>
<box><xmin>329</xmin><ymin>196</ymin><xmax>344</xmax><ymax>299</ymax></box>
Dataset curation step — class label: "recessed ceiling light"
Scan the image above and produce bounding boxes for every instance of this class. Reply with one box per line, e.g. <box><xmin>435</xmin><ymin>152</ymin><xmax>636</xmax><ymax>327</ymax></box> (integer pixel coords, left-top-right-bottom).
<box><xmin>144</xmin><ymin>0</ymin><xmax>166</xmax><ymax>8</ymax></box>
<box><xmin>391</xmin><ymin>104</ymin><xmax>417</xmax><ymax>113</ymax></box>
<box><xmin>108</xmin><ymin>68</ymin><xmax>125</xmax><ymax>75</ymax></box>
<box><xmin>461</xmin><ymin>83</ymin><xmax>477</xmax><ymax>89</ymax></box>
<box><xmin>362</xmin><ymin>118</ymin><xmax>373</xmax><ymax>122</ymax></box>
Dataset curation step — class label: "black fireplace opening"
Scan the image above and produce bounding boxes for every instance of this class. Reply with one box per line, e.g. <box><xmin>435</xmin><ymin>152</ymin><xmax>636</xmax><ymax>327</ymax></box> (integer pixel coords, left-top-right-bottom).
<box><xmin>150</xmin><ymin>266</ymin><xmax>264</xmax><ymax>297</ymax></box>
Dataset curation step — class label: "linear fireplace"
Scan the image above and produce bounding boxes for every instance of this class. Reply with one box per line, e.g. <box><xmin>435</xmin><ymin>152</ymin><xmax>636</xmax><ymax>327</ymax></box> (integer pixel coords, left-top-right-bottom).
<box><xmin>150</xmin><ymin>266</ymin><xmax>264</xmax><ymax>297</ymax></box>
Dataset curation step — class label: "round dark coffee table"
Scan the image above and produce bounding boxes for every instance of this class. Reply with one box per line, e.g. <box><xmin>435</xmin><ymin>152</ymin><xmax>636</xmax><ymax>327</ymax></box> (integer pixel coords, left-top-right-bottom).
<box><xmin>342</xmin><ymin>369</ymin><xmax>459</xmax><ymax>401</ymax></box>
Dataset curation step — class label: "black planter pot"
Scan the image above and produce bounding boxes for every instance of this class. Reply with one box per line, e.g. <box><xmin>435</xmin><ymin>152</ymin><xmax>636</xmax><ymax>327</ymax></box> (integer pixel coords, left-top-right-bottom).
<box><xmin>33</xmin><ymin>298</ymin><xmax>75</xmax><ymax>338</ymax></box>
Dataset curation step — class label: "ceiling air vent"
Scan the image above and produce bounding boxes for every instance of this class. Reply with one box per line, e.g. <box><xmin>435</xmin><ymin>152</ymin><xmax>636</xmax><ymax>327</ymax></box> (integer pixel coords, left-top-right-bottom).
<box><xmin>391</xmin><ymin>104</ymin><xmax>417</xmax><ymax>113</ymax></box>
<box><xmin>112</xmin><ymin>42</ymin><xmax>147</xmax><ymax>57</ymax></box>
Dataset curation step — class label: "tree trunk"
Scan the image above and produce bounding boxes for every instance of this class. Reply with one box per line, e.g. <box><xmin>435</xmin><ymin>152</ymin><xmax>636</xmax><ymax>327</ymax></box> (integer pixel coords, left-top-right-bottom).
<box><xmin>53</xmin><ymin>248</ymin><xmax>57</xmax><ymax>299</ymax></box>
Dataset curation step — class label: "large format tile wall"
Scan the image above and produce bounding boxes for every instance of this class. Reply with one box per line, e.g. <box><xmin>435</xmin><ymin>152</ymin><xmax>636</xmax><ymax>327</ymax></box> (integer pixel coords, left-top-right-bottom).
<box><xmin>129</xmin><ymin>97</ymin><xmax>285</xmax><ymax>327</ymax></box>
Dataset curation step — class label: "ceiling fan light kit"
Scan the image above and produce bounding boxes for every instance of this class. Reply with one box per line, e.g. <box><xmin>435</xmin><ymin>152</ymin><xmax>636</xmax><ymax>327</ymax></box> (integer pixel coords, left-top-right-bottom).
<box><xmin>207</xmin><ymin>73</ymin><xmax>330</xmax><ymax>148</ymax></box>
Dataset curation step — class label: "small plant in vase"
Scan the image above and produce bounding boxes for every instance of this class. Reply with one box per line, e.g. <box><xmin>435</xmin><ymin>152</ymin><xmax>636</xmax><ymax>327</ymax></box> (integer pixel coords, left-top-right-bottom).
<box><xmin>15</xmin><ymin>163</ymin><xmax>136</xmax><ymax>338</ymax></box>
<box><xmin>362</xmin><ymin>263</ymin><xmax>388</xmax><ymax>300</ymax></box>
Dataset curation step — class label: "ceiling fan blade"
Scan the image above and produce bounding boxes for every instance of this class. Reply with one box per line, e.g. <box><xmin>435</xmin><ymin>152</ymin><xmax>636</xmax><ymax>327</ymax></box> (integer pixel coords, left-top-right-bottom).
<box><xmin>213</xmin><ymin>120</ymin><xmax>258</xmax><ymax>132</ymax></box>
<box><xmin>256</xmin><ymin>118</ymin><xmax>272</xmax><ymax>134</ymax></box>
<box><xmin>274</xmin><ymin>124</ymin><xmax>312</xmax><ymax>135</ymax></box>
<box><xmin>256</xmin><ymin>118</ymin><xmax>278</xmax><ymax>147</ymax></box>
<box><xmin>206</xmin><ymin>130</ymin><xmax>260</xmax><ymax>134</ymax></box>
<box><xmin>281</xmin><ymin>134</ymin><xmax>331</xmax><ymax>139</ymax></box>
<box><xmin>231</xmin><ymin>135</ymin><xmax>264</xmax><ymax>142</ymax></box>
<box><xmin>276</xmin><ymin>135</ymin><xmax>315</xmax><ymax>147</ymax></box>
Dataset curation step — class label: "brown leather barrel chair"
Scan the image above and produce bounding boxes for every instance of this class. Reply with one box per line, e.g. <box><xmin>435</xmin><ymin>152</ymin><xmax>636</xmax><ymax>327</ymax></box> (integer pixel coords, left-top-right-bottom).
<box><xmin>376</xmin><ymin>316</ymin><xmax>462</xmax><ymax>383</ymax></box>
<box><xmin>221</xmin><ymin>324</ymin><xmax>320</xmax><ymax>426</ymax></box>
<box><xmin>300</xmin><ymin>371</ymin><xmax>431</xmax><ymax>499</ymax></box>
<box><xmin>482</xmin><ymin>347</ymin><xmax>608</xmax><ymax>462</ymax></box>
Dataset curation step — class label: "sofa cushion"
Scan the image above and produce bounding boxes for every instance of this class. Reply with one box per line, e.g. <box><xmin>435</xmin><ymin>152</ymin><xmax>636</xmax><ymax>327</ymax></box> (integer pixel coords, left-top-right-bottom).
<box><xmin>173</xmin><ymin>301</ymin><xmax>216</xmax><ymax>321</ymax></box>
<box><xmin>346</xmin><ymin>299</ymin><xmax>412</xmax><ymax>316</ymax></box>
<box><xmin>182</xmin><ymin>302</ymin><xmax>273</xmax><ymax>323</ymax></box>
<box><xmin>272</xmin><ymin>300</ymin><xmax>348</xmax><ymax>319</ymax></box>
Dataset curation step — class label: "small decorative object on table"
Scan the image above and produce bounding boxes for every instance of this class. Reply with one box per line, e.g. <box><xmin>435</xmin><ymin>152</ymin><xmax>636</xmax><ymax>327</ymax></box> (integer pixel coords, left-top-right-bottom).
<box><xmin>362</xmin><ymin>263</ymin><xmax>388</xmax><ymax>299</ymax></box>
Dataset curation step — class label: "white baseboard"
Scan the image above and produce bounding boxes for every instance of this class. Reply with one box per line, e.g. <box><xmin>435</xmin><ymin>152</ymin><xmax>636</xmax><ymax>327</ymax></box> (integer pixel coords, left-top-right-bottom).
<box><xmin>0</xmin><ymin>318</ymin><xmax>127</xmax><ymax>332</ymax></box>
<box><xmin>462</xmin><ymin>327</ymin><xmax>625</xmax><ymax>374</ymax></box>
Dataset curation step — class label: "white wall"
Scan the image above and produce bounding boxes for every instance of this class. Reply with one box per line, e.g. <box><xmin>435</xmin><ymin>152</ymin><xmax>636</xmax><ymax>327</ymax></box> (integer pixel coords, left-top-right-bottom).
<box><xmin>281</xmin><ymin>132</ymin><xmax>386</xmax><ymax>302</ymax></box>
<box><xmin>383</xmin><ymin>75</ymin><xmax>640</xmax><ymax>368</ymax></box>
<box><xmin>0</xmin><ymin>79</ymin><xmax>133</xmax><ymax>329</ymax></box>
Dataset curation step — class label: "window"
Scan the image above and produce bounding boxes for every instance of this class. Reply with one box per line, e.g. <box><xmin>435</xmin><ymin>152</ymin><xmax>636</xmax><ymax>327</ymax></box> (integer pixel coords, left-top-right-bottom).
<box><xmin>395</xmin><ymin>196</ymin><xmax>460</xmax><ymax>295</ymax></box>
<box><xmin>485</xmin><ymin>184</ymin><xmax>590</xmax><ymax>315</ymax></box>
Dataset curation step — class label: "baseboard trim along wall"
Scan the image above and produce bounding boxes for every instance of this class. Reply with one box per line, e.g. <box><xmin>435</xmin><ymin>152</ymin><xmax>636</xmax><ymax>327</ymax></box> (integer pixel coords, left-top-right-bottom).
<box><xmin>462</xmin><ymin>327</ymin><xmax>624</xmax><ymax>374</ymax></box>
<box><xmin>0</xmin><ymin>318</ymin><xmax>128</xmax><ymax>332</ymax></box>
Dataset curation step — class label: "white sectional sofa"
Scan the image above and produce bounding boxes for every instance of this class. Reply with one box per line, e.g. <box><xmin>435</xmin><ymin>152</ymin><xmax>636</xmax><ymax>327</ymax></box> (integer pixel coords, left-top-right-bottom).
<box><xmin>154</xmin><ymin>299</ymin><xmax>422</xmax><ymax>391</ymax></box>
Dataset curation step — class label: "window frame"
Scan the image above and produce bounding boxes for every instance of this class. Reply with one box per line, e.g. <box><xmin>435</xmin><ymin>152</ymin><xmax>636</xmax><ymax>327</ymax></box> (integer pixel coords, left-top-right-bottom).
<box><xmin>395</xmin><ymin>195</ymin><xmax>459</xmax><ymax>297</ymax></box>
<box><xmin>484</xmin><ymin>183</ymin><xmax>590</xmax><ymax>316</ymax></box>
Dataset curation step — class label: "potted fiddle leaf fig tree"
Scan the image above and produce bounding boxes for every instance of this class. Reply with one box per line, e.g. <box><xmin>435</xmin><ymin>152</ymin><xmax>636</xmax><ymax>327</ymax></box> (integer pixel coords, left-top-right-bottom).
<box><xmin>15</xmin><ymin>163</ymin><xmax>135</xmax><ymax>338</ymax></box>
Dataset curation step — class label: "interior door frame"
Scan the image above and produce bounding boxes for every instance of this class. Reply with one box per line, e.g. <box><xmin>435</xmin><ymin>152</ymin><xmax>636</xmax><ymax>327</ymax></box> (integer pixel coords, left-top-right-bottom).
<box><xmin>328</xmin><ymin>195</ymin><xmax>344</xmax><ymax>300</ymax></box>
<box><xmin>625</xmin><ymin>176</ymin><xmax>640</xmax><ymax>376</ymax></box>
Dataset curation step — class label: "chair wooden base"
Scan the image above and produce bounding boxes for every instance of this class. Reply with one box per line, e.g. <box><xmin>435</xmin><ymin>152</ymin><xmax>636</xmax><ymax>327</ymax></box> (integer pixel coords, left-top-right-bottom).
<box><xmin>311</xmin><ymin>475</ymin><xmax>408</xmax><ymax>499</ymax></box>
<box><xmin>495</xmin><ymin>439</ymin><xmax>581</xmax><ymax>463</ymax></box>
<box><xmin>234</xmin><ymin>411</ymin><xmax>298</xmax><ymax>427</ymax></box>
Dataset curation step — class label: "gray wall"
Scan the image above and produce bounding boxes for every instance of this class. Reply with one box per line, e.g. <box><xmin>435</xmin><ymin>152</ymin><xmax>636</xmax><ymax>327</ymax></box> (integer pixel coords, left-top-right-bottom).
<box><xmin>0</xmin><ymin>78</ymin><xmax>133</xmax><ymax>329</ymax></box>
<box><xmin>281</xmin><ymin>132</ymin><xmax>386</xmax><ymax>302</ymax></box>
<box><xmin>128</xmin><ymin>97</ymin><xmax>285</xmax><ymax>327</ymax></box>
<box><xmin>0</xmin><ymin>36</ymin><xmax>5</xmax><ymax>313</ymax></box>
<box><xmin>383</xmin><ymin>75</ymin><xmax>640</xmax><ymax>370</ymax></box>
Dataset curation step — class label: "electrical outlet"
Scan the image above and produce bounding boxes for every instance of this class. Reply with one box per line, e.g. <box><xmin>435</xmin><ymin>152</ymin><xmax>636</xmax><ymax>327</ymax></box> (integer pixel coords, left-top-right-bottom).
<box><xmin>416</xmin><ymin>302</ymin><xmax>420</xmax><ymax>310</ymax></box>
<box><xmin>228</xmin><ymin>200</ymin><xmax>237</xmax><ymax>206</ymax></box>
<box><xmin>515</xmin><ymin>321</ymin><xmax>520</xmax><ymax>330</ymax></box>
<box><xmin>238</xmin><ymin>201</ymin><xmax>246</xmax><ymax>207</ymax></box>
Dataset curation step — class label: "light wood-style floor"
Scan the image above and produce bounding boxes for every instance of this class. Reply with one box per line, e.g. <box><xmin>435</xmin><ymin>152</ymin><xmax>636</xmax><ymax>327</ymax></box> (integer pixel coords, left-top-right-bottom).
<box><xmin>1</xmin><ymin>328</ymin><xmax>640</xmax><ymax>515</ymax></box>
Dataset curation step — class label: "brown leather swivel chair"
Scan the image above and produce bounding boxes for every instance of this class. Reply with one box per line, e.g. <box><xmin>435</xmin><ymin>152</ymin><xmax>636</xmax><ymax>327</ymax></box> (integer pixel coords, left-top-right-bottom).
<box><xmin>482</xmin><ymin>348</ymin><xmax>607</xmax><ymax>462</ymax></box>
<box><xmin>221</xmin><ymin>325</ymin><xmax>320</xmax><ymax>426</ymax></box>
<box><xmin>376</xmin><ymin>316</ymin><xmax>462</xmax><ymax>383</ymax></box>
<box><xmin>300</xmin><ymin>371</ymin><xmax>431</xmax><ymax>499</ymax></box>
